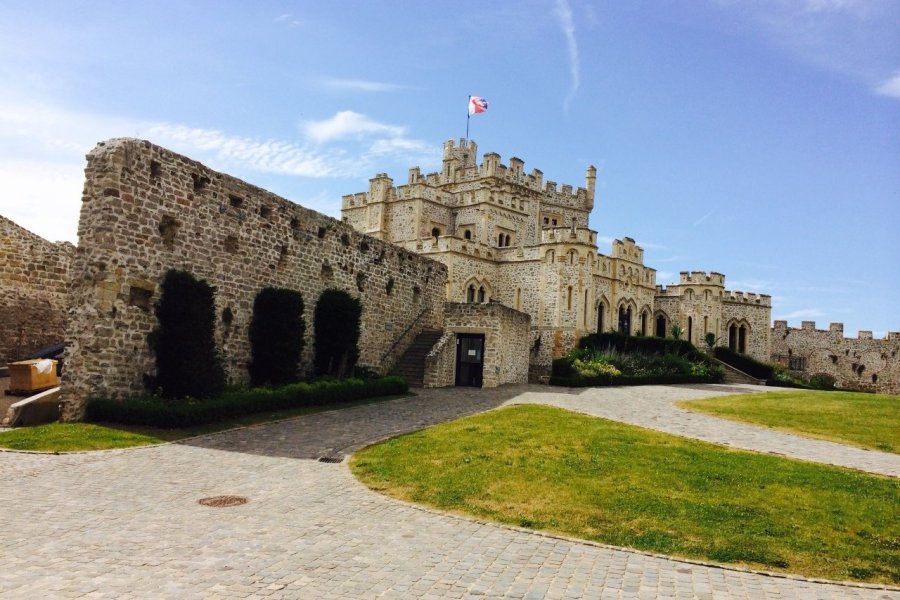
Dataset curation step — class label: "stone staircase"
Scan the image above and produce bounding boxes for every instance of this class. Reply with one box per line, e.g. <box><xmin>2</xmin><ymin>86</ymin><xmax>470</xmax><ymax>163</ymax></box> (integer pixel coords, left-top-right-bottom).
<box><xmin>713</xmin><ymin>358</ymin><xmax>767</xmax><ymax>385</ymax></box>
<box><xmin>394</xmin><ymin>329</ymin><xmax>443</xmax><ymax>387</ymax></box>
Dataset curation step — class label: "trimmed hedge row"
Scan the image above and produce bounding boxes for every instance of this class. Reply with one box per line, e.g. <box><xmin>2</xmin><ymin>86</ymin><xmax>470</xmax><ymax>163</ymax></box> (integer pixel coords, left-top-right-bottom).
<box><xmin>713</xmin><ymin>347</ymin><xmax>775</xmax><ymax>380</ymax></box>
<box><xmin>549</xmin><ymin>373</ymin><xmax>720</xmax><ymax>387</ymax></box>
<box><xmin>86</xmin><ymin>376</ymin><xmax>408</xmax><ymax>428</ymax></box>
<box><xmin>579</xmin><ymin>332</ymin><xmax>707</xmax><ymax>362</ymax></box>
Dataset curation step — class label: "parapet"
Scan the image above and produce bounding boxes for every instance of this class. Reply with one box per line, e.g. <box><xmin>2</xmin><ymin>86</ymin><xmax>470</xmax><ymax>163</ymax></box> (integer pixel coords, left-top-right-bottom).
<box><xmin>723</xmin><ymin>291</ymin><xmax>772</xmax><ymax>306</ymax></box>
<box><xmin>679</xmin><ymin>271</ymin><xmax>725</xmax><ymax>286</ymax></box>
<box><xmin>774</xmin><ymin>321</ymin><xmax>899</xmax><ymax>341</ymax></box>
<box><xmin>611</xmin><ymin>237</ymin><xmax>645</xmax><ymax>263</ymax></box>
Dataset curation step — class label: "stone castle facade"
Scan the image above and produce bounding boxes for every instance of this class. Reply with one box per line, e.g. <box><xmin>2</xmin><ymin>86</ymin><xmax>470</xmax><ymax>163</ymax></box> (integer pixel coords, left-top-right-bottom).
<box><xmin>342</xmin><ymin>139</ymin><xmax>772</xmax><ymax>376</ymax></box>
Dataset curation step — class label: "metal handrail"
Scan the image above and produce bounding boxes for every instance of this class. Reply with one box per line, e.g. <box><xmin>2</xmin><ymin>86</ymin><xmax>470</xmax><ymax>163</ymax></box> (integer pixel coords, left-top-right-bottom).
<box><xmin>381</xmin><ymin>306</ymin><xmax>429</xmax><ymax>364</ymax></box>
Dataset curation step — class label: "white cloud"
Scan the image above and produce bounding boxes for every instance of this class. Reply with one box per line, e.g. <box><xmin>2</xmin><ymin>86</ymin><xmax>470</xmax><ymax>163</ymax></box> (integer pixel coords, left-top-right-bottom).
<box><xmin>554</xmin><ymin>0</ymin><xmax>580</xmax><ymax>112</ymax></box>
<box><xmin>875</xmin><ymin>71</ymin><xmax>900</xmax><ymax>99</ymax></box>
<box><xmin>0</xmin><ymin>160</ymin><xmax>83</xmax><ymax>243</ymax></box>
<box><xmin>775</xmin><ymin>308</ymin><xmax>826</xmax><ymax>320</ymax></box>
<box><xmin>321</xmin><ymin>78</ymin><xmax>412</xmax><ymax>93</ymax></box>
<box><xmin>302</xmin><ymin>110</ymin><xmax>406</xmax><ymax>143</ymax></box>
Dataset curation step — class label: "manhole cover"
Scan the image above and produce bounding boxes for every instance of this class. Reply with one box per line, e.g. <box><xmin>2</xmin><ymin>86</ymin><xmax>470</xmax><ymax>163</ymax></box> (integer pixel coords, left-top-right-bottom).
<box><xmin>198</xmin><ymin>495</ymin><xmax>248</xmax><ymax>508</ymax></box>
<box><xmin>318</xmin><ymin>455</ymin><xmax>344</xmax><ymax>464</ymax></box>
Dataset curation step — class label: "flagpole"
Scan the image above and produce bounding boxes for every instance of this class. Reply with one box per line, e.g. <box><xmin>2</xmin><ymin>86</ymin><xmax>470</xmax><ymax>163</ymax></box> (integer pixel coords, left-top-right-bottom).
<box><xmin>466</xmin><ymin>95</ymin><xmax>471</xmax><ymax>140</ymax></box>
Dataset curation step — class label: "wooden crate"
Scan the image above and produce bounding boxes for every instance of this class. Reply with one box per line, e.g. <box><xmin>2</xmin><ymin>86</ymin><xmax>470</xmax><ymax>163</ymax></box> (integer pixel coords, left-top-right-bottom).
<box><xmin>8</xmin><ymin>359</ymin><xmax>59</xmax><ymax>393</ymax></box>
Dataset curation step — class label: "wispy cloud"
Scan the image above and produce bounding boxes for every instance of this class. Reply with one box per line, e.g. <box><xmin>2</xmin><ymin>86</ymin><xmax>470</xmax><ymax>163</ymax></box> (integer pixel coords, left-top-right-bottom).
<box><xmin>692</xmin><ymin>209</ymin><xmax>715</xmax><ymax>227</ymax></box>
<box><xmin>554</xmin><ymin>0</ymin><xmax>580</xmax><ymax>112</ymax></box>
<box><xmin>775</xmin><ymin>308</ymin><xmax>826</xmax><ymax>320</ymax></box>
<box><xmin>875</xmin><ymin>70</ymin><xmax>900</xmax><ymax>100</ymax></box>
<box><xmin>274</xmin><ymin>13</ymin><xmax>302</xmax><ymax>27</ymax></box>
<box><xmin>302</xmin><ymin>110</ymin><xmax>406</xmax><ymax>143</ymax></box>
<box><xmin>711</xmin><ymin>0</ymin><xmax>900</xmax><ymax>98</ymax></box>
<box><xmin>321</xmin><ymin>78</ymin><xmax>412</xmax><ymax>93</ymax></box>
<box><xmin>655</xmin><ymin>255</ymin><xmax>687</xmax><ymax>263</ymax></box>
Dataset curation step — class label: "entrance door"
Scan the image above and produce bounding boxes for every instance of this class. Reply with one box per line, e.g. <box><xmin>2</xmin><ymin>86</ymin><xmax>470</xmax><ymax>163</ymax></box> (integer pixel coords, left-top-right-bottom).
<box><xmin>455</xmin><ymin>334</ymin><xmax>485</xmax><ymax>387</ymax></box>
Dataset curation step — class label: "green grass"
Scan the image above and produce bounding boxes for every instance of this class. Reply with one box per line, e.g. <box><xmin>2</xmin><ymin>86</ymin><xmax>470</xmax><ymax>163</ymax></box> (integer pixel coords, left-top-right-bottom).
<box><xmin>678</xmin><ymin>390</ymin><xmax>900</xmax><ymax>453</ymax></box>
<box><xmin>0</xmin><ymin>393</ymin><xmax>409</xmax><ymax>452</ymax></box>
<box><xmin>351</xmin><ymin>404</ymin><xmax>900</xmax><ymax>585</ymax></box>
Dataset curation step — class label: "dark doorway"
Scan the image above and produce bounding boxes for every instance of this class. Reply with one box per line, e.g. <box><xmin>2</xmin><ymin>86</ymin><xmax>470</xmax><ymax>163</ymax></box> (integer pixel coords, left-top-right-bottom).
<box><xmin>455</xmin><ymin>334</ymin><xmax>485</xmax><ymax>387</ymax></box>
<box><xmin>618</xmin><ymin>306</ymin><xmax>632</xmax><ymax>335</ymax></box>
<box><xmin>597</xmin><ymin>303</ymin><xmax>605</xmax><ymax>333</ymax></box>
<box><xmin>655</xmin><ymin>316</ymin><xmax>666</xmax><ymax>338</ymax></box>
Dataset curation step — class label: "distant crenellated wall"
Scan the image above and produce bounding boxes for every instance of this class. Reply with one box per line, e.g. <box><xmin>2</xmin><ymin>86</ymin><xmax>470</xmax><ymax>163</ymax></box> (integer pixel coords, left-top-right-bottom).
<box><xmin>61</xmin><ymin>138</ymin><xmax>447</xmax><ymax>419</ymax></box>
<box><xmin>0</xmin><ymin>215</ymin><xmax>74</xmax><ymax>365</ymax></box>
<box><xmin>771</xmin><ymin>320</ymin><xmax>900</xmax><ymax>394</ymax></box>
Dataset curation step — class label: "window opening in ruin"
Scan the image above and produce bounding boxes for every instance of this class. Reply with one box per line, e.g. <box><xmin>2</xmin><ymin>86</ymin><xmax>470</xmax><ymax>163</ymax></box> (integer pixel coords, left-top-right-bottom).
<box><xmin>552</xmin><ymin>219</ymin><xmax>558</xmax><ymax>226</ymax></box>
<box><xmin>872</xmin><ymin>373</ymin><xmax>878</xmax><ymax>384</ymax></box>
<box><xmin>229</xmin><ymin>195</ymin><xmax>244</xmax><ymax>208</ymax></box>
<box><xmin>687</xmin><ymin>317</ymin><xmax>693</xmax><ymax>343</ymax></box>
<box><xmin>618</xmin><ymin>306</ymin><xmax>632</xmax><ymax>335</ymax></box>
<box><xmin>543</xmin><ymin>217</ymin><xmax>549</xmax><ymax>225</ymax></box>
<box><xmin>317</xmin><ymin>226</ymin><xmax>326</xmax><ymax>238</ymax></box>
<box><xmin>150</xmin><ymin>160</ymin><xmax>161</xmax><ymax>178</ymax></box>
<box><xmin>464</xmin><ymin>229</ymin><xmax>472</xmax><ymax>240</ymax></box>
<box><xmin>432</xmin><ymin>227</ymin><xmax>441</xmax><ymax>238</ymax></box>
<box><xmin>191</xmin><ymin>173</ymin><xmax>210</xmax><ymax>192</ymax></box>
<box><xmin>259</xmin><ymin>205</ymin><xmax>272</xmax><ymax>218</ymax></box>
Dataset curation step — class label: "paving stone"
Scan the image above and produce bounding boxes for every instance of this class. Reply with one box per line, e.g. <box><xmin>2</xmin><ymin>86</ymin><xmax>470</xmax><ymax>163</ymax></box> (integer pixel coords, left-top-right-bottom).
<box><xmin>1</xmin><ymin>384</ymin><xmax>897</xmax><ymax>599</ymax></box>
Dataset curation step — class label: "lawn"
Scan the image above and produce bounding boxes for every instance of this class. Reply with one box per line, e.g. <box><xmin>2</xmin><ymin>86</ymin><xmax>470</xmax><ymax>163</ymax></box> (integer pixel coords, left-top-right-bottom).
<box><xmin>351</xmin><ymin>404</ymin><xmax>899</xmax><ymax>585</ymax></box>
<box><xmin>0</xmin><ymin>393</ymin><xmax>409</xmax><ymax>452</ymax></box>
<box><xmin>678</xmin><ymin>390</ymin><xmax>900</xmax><ymax>453</ymax></box>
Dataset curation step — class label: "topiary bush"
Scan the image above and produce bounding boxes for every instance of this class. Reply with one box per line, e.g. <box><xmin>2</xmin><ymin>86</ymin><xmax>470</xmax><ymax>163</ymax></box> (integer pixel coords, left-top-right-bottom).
<box><xmin>151</xmin><ymin>269</ymin><xmax>225</xmax><ymax>399</ymax></box>
<box><xmin>314</xmin><ymin>288</ymin><xmax>362</xmax><ymax>377</ymax></box>
<box><xmin>248</xmin><ymin>287</ymin><xmax>305</xmax><ymax>386</ymax></box>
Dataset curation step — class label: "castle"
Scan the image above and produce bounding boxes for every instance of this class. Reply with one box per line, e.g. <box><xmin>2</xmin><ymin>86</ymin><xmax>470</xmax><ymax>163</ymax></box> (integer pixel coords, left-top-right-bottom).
<box><xmin>341</xmin><ymin>139</ymin><xmax>772</xmax><ymax>377</ymax></box>
<box><xmin>1</xmin><ymin>138</ymin><xmax>896</xmax><ymax>421</ymax></box>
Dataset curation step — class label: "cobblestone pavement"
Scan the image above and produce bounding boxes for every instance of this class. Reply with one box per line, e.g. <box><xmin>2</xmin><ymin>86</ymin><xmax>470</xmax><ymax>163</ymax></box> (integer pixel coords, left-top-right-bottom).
<box><xmin>1</xmin><ymin>384</ymin><xmax>897</xmax><ymax>599</ymax></box>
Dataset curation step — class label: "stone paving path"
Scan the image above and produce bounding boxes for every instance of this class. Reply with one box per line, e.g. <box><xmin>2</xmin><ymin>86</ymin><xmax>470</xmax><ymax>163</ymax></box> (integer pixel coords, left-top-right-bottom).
<box><xmin>1</xmin><ymin>384</ymin><xmax>897</xmax><ymax>599</ymax></box>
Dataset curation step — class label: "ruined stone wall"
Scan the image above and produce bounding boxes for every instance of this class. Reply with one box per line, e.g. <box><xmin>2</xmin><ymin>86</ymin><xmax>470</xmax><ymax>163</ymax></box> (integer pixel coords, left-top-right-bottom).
<box><xmin>0</xmin><ymin>215</ymin><xmax>74</xmax><ymax>365</ymax></box>
<box><xmin>771</xmin><ymin>321</ymin><xmax>900</xmax><ymax>394</ymax></box>
<box><xmin>61</xmin><ymin>139</ymin><xmax>446</xmax><ymax>419</ymax></box>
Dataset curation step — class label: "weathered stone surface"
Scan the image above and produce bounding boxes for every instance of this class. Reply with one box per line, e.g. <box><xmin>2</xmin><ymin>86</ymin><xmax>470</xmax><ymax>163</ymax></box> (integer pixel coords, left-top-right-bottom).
<box><xmin>772</xmin><ymin>320</ymin><xmax>900</xmax><ymax>394</ymax></box>
<box><xmin>0</xmin><ymin>215</ymin><xmax>73</xmax><ymax>365</ymax></box>
<box><xmin>60</xmin><ymin>138</ymin><xmax>447</xmax><ymax>419</ymax></box>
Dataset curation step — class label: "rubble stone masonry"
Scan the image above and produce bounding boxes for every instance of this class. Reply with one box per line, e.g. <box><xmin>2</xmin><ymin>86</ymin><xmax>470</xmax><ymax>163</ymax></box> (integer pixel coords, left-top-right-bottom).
<box><xmin>60</xmin><ymin>139</ymin><xmax>446</xmax><ymax>419</ymax></box>
<box><xmin>0</xmin><ymin>215</ymin><xmax>74</xmax><ymax>365</ymax></box>
<box><xmin>771</xmin><ymin>321</ymin><xmax>900</xmax><ymax>394</ymax></box>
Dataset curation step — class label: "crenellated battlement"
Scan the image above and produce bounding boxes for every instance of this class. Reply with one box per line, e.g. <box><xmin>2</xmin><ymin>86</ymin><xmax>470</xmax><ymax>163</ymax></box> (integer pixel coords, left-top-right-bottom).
<box><xmin>723</xmin><ymin>291</ymin><xmax>771</xmax><ymax>306</ymax></box>
<box><xmin>679</xmin><ymin>271</ymin><xmax>725</xmax><ymax>286</ymax></box>
<box><xmin>540</xmin><ymin>226</ymin><xmax>597</xmax><ymax>246</ymax></box>
<box><xmin>610</xmin><ymin>237</ymin><xmax>644</xmax><ymax>263</ymax></box>
<box><xmin>773</xmin><ymin>320</ymin><xmax>900</xmax><ymax>341</ymax></box>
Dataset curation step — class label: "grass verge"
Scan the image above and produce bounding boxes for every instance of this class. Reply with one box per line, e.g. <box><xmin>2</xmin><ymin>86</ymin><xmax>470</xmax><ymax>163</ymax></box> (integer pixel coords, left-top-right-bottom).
<box><xmin>678</xmin><ymin>390</ymin><xmax>899</xmax><ymax>453</ymax></box>
<box><xmin>351</xmin><ymin>404</ymin><xmax>899</xmax><ymax>585</ymax></box>
<box><xmin>0</xmin><ymin>393</ymin><xmax>409</xmax><ymax>452</ymax></box>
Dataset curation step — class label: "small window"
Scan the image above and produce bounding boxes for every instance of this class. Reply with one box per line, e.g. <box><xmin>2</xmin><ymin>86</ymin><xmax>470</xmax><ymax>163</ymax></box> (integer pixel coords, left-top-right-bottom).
<box><xmin>497</xmin><ymin>233</ymin><xmax>504</xmax><ymax>246</ymax></box>
<box><xmin>464</xmin><ymin>229</ymin><xmax>472</xmax><ymax>240</ymax></box>
<box><xmin>552</xmin><ymin>219</ymin><xmax>558</xmax><ymax>226</ymax></box>
<box><xmin>478</xmin><ymin>286</ymin><xmax>486</xmax><ymax>303</ymax></box>
<box><xmin>467</xmin><ymin>284</ymin><xmax>476</xmax><ymax>303</ymax></box>
<box><xmin>431</xmin><ymin>227</ymin><xmax>441</xmax><ymax>238</ymax></box>
<box><xmin>504</xmin><ymin>234</ymin><xmax>511</xmax><ymax>246</ymax></box>
<box><xmin>543</xmin><ymin>217</ymin><xmax>549</xmax><ymax>225</ymax></box>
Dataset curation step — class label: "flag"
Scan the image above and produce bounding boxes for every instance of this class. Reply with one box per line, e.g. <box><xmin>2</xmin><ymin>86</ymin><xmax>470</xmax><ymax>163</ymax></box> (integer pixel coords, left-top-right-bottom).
<box><xmin>468</xmin><ymin>96</ymin><xmax>489</xmax><ymax>116</ymax></box>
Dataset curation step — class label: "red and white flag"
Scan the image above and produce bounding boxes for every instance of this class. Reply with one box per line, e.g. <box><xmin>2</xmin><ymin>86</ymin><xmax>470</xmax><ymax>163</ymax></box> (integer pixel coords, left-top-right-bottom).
<box><xmin>468</xmin><ymin>96</ymin><xmax>489</xmax><ymax>116</ymax></box>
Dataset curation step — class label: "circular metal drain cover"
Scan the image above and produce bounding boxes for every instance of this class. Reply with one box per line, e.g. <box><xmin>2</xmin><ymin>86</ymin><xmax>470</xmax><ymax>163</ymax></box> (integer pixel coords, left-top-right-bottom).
<box><xmin>198</xmin><ymin>495</ymin><xmax>248</xmax><ymax>508</ymax></box>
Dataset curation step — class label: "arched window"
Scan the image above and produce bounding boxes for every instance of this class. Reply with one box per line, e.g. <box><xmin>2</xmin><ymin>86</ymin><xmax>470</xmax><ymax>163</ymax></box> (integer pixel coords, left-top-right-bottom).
<box><xmin>478</xmin><ymin>286</ymin><xmax>486</xmax><ymax>303</ymax></box>
<box><xmin>464</xmin><ymin>229</ymin><xmax>472</xmax><ymax>240</ymax></box>
<box><xmin>467</xmin><ymin>284</ymin><xmax>476</xmax><ymax>304</ymax></box>
<box><xmin>505</xmin><ymin>234</ymin><xmax>511</xmax><ymax>247</ymax></box>
<box><xmin>729</xmin><ymin>324</ymin><xmax>738</xmax><ymax>351</ymax></box>
<box><xmin>431</xmin><ymin>227</ymin><xmax>441</xmax><ymax>238</ymax></box>
<box><xmin>640</xmin><ymin>311</ymin><xmax>647</xmax><ymax>336</ymax></box>
<box><xmin>738</xmin><ymin>325</ymin><xmax>747</xmax><ymax>353</ymax></box>
<box><xmin>655</xmin><ymin>315</ymin><xmax>666</xmax><ymax>338</ymax></box>
<box><xmin>687</xmin><ymin>316</ymin><xmax>693</xmax><ymax>343</ymax></box>
<box><xmin>567</xmin><ymin>286</ymin><xmax>573</xmax><ymax>310</ymax></box>
<box><xmin>618</xmin><ymin>305</ymin><xmax>632</xmax><ymax>335</ymax></box>
<box><xmin>583</xmin><ymin>290</ymin><xmax>589</xmax><ymax>327</ymax></box>
<box><xmin>497</xmin><ymin>233</ymin><xmax>504</xmax><ymax>246</ymax></box>
<box><xmin>597</xmin><ymin>302</ymin><xmax>605</xmax><ymax>333</ymax></box>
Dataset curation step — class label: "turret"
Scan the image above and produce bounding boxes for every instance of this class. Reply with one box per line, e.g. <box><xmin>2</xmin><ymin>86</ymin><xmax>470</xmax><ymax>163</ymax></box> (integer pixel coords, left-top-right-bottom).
<box><xmin>585</xmin><ymin>165</ymin><xmax>596</xmax><ymax>210</ymax></box>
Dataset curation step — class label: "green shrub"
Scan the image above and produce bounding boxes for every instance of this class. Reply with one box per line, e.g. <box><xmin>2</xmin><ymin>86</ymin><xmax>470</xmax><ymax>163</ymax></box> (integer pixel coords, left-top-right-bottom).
<box><xmin>151</xmin><ymin>269</ymin><xmax>224</xmax><ymax>399</ymax></box>
<box><xmin>314</xmin><ymin>289</ymin><xmax>362</xmax><ymax>377</ymax></box>
<box><xmin>249</xmin><ymin>287</ymin><xmax>305</xmax><ymax>386</ymax></box>
<box><xmin>86</xmin><ymin>376</ymin><xmax>408</xmax><ymax>428</ymax></box>
<box><xmin>713</xmin><ymin>347</ymin><xmax>774</xmax><ymax>380</ymax></box>
<box><xmin>809</xmin><ymin>373</ymin><xmax>837</xmax><ymax>390</ymax></box>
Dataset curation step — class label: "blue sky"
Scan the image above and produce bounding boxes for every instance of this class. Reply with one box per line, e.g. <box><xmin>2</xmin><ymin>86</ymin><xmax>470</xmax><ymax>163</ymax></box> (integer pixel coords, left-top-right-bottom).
<box><xmin>1</xmin><ymin>0</ymin><xmax>898</xmax><ymax>337</ymax></box>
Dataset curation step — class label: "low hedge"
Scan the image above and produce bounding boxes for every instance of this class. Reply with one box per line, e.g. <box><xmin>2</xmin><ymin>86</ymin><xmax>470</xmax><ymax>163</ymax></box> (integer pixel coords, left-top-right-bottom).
<box><xmin>550</xmin><ymin>373</ymin><xmax>721</xmax><ymax>388</ymax></box>
<box><xmin>86</xmin><ymin>376</ymin><xmax>408</xmax><ymax>428</ymax></box>
<box><xmin>579</xmin><ymin>332</ymin><xmax>706</xmax><ymax>362</ymax></box>
<box><xmin>713</xmin><ymin>347</ymin><xmax>774</xmax><ymax>380</ymax></box>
